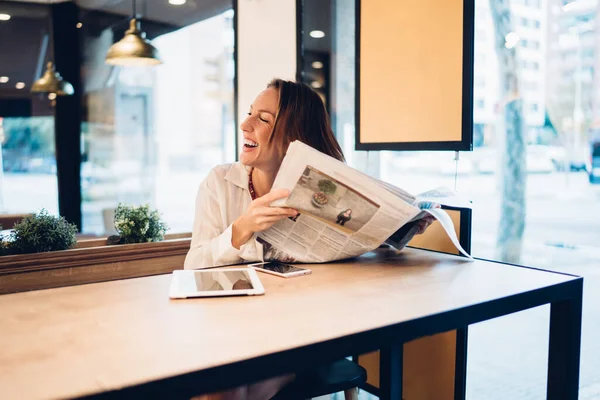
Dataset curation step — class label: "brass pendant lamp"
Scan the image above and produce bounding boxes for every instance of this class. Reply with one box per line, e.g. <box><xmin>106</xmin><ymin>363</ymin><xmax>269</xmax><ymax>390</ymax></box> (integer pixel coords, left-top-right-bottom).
<box><xmin>31</xmin><ymin>61</ymin><xmax>74</xmax><ymax>96</ymax></box>
<box><xmin>105</xmin><ymin>0</ymin><xmax>162</xmax><ymax>66</ymax></box>
<box><xmin>31</xmin><ymin>3</ymin><xmax>73</xmax><ymax>96</ymax></box>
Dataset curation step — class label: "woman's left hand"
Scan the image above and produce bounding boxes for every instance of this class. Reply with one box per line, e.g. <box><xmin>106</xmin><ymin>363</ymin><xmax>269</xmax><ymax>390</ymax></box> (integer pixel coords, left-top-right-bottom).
<box><xmin>414</xmin><ymin>215</ymin><xmax>436</xmax><ymax>235</ymax></box>
<box><xmin>414</xmin><ymin>204</ymin><xmax>441</xmax><ymax>235</ymax></box>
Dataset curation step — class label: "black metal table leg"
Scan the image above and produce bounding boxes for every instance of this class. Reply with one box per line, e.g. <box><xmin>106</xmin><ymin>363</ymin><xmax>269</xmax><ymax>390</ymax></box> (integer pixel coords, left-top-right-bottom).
<box><xmin>547</xmin><ymin>279</ymin><xmax>583</xmax><ymax>400</ymax></box>
<box><xmin>454</xmin><ymin>327</ymin><xmax>468</xmax><ymax>400</ymax></box>
<box><xmin>379</xmin><ymin>343</ymin><xmax>403</xmax><ymax>400</ymax></box>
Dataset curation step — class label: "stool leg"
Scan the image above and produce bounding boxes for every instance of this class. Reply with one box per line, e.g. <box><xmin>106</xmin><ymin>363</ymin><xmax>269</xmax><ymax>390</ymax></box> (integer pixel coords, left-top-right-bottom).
<box><xmin>344</xmin><ymin>388</ymin><xmax>358</xmax><ymax>400</ymax></box>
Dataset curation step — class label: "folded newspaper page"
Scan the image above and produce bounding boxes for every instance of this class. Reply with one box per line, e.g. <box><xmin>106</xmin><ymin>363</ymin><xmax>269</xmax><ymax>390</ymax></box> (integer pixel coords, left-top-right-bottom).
<box><xmin>254</xmin><ymin>141</ymin><xmax>472</xmax><ymax>263</ymax></box>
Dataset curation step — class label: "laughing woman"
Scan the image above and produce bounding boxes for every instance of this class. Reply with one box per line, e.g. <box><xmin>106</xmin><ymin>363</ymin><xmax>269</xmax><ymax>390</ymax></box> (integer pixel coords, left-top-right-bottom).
<box><xmin>184</xmin><ymin>79</ymin><xmax>345</xmax><ymax>271</ymax></box>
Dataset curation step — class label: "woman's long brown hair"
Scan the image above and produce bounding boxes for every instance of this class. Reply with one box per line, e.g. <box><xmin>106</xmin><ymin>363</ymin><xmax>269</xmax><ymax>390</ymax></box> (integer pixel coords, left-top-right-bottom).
<box><xmin>267</xmin><ymin>78</ymin><xmax>345</xmax><ymax>162</ymax></box>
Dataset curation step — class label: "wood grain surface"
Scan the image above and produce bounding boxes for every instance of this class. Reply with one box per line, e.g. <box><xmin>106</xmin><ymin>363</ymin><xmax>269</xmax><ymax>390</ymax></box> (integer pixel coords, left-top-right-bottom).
<box><xmin>0</xmin><ymin>248</ymin><xmax>574</xmax><ymax>399</ymax></box>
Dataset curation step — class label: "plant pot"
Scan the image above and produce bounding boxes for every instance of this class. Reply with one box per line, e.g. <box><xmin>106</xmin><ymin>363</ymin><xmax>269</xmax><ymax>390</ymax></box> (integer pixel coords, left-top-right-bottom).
<box><xmin>0</xmin><ymin>233</ymin><xmax>191</xmax><ymax>295</ymax></box>
<box><xmin>311</xmin><ymin>192</ymin><xmax>328</xmax><ymax>208</ymax></box>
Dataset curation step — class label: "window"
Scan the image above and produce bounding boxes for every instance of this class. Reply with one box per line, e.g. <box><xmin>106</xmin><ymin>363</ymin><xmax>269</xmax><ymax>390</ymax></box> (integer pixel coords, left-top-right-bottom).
<box><xmin>465</xmin><ymin>2</ymin><xmax>599</xmax><ymax>398</ymax></box>
<box><xmin>304</xmin><ymin>1</ymin><xmax>600</xmax><ymax>398</ymax></box>
<box><xmin>80</xmin><ymin>6</ymin><xmax>235</xmax><ymax>235</ymax></box>
<box><xmin>0</xmin><ymin>116</ymin><xmax>58</xmax><ymax>215</ymax></box>
<box><xmin>583</xmin><ymin>48</ymin><xmax>594</xmax><ymax>58</ymax></box>
<box><xmin>522</xmin><ymin>39</ymin><xmax>540</xmax><ymax>49</ymax></box>
<box><xmin>524</xmin><ymin>81</ymin><xmax>538</xmax><ymax>91</ymax></box>
<box><xmin>476</xmin><ymin>28</ymin><xmax>487</xmax><ymax>40</ymax></box>
<box><xmin>0</xmin><ymin>5</ymin><xmax>59</xmax><ymax>217</ymax></box>
<box><xmin>302</xmin><ymin>3</ymin><xmax>599</xmax><ymax>397</ymax></box>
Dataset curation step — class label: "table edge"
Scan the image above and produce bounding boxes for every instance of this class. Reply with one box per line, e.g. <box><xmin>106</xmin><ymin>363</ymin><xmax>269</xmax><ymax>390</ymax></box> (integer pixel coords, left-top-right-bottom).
<box><xmin>77</xmin><ymin>277</ymin><xmax>583</xmax><ymax>400</ymax></box>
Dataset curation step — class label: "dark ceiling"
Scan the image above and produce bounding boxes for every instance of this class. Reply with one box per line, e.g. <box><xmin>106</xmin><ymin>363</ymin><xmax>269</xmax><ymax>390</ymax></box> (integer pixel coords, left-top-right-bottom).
<box><xmin>302</xmin><ymin>0</ymin><xmax>331</xmax><ymax>53</ymax></box>
<box><xmin>0</xmin><ymin>0</ymin><xmax>231</xmax><ymax>101</ymax></box>
<box><xmin>0</xmin><ymin>0</ymin><xmax>332</xmax><ymax>109</ymax></box>
<box><xmin>0</xmin><ymin>2</ymin><xmax>52</xmax><ymax>98</ymax></box>
<box><xmin>77</xmin><ymin>0</ymin><xmax>230</xmax><ymax>29</ymax></box>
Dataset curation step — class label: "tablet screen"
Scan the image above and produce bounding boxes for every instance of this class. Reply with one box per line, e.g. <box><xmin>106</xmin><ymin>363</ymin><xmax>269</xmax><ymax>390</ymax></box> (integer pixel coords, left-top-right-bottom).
<box><xmin>193</xmin><ymin>270</ymin><xmax>255</xmax><ymax>291</ymax></box>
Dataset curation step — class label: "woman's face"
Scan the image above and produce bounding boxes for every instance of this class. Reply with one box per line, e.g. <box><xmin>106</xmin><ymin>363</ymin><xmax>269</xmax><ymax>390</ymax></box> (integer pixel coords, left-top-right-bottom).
<box><xmin>240</xmin><ymin>88</ymin><xmax>281</xmax><ymax>171</ymax></box>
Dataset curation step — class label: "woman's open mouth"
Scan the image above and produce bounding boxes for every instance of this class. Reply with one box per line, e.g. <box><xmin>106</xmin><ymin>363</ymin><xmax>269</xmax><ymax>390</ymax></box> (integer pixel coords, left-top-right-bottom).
<box><xmin>243</xmin><ymin>139</ymin><xmax>259</xmax><ymax>151</ymax></box>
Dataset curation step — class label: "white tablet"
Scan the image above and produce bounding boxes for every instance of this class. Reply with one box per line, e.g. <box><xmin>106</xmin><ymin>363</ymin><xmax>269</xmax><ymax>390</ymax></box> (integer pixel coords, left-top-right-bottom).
<box><xmin>169</xmin><ymin>268</ymin><xmax>265</xmax><ymax>299</ymax></box>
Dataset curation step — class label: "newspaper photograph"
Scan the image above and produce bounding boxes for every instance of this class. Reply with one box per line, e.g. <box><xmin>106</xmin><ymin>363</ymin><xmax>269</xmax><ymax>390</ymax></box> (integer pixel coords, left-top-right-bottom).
<box><xmin>253</xmin><ymin>140</ymin><xmax>473</xmax><ymax>263</ymax></box>
<box><xmin>285</xmin><ymin>166</ymin><xmax>380</xmax><ymax>233</ymax></box>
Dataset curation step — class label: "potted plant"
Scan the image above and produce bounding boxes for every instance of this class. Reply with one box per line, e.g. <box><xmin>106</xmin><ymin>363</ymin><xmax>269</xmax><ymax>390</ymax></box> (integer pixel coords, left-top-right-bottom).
<box><xmin>312</xmin><ymin>179</ymin><xmax>337</xmax><ymax>208</ymax></box>
<box><xmin>0</xmin><ymin>210</ymin><xmax>77</xmax><ymax>256</ymax></box>
<box><xmin>108</xmin><ymin>203</ymin><xmax>168</xmax><ymax>245</ymax></box>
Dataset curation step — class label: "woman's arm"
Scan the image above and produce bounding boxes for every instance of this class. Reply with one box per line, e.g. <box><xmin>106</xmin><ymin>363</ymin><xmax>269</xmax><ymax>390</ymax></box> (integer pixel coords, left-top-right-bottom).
<box><xmin>231</xmin><ymin>218</ymin><xmax>254</xmax><ymax>250</ymax></box>
<box><xmin>184</xmin><ymin>176</ymin><xmax>298</xmax><ymax>270</ymax></box>
<box><xmin>184</xmin><ymin>175</ymin><xmax>245</xmax><ymax>269</ymax></box>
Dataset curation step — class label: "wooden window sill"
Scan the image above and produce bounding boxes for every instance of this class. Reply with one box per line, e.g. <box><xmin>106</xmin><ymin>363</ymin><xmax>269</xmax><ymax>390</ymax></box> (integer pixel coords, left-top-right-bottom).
<box><xmin>0</xmin><ymin>233</ymin><xmax>191</xmax><ymax>295</ymax></box>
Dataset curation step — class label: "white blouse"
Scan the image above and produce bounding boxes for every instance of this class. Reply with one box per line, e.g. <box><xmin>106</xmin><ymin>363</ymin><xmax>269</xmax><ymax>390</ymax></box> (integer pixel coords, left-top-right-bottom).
<box><xmin>184</xmin><ymin>162</ymin><xmax>264</xmax><ymax>269</ymax></box>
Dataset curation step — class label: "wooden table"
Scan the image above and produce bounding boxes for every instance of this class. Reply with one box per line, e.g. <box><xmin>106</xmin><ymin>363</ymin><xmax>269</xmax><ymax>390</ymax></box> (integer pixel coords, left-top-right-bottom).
<box><xmin>0</xmin><ymin>248</ymin><xmax>582</xmax><ymax>400</ymax></box>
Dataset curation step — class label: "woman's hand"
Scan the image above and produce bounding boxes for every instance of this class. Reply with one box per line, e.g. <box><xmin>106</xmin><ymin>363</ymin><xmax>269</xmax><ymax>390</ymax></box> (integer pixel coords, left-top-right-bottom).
<box><xmin>414</xmin><ymin>215</ymin><xmax>436</xmax><ymax>235</ymax></box>
<box><xmin>232</xmin><ymin>189</ymin><xmax>298</xmax><ymax>249</ymax></box>
<box><xmin>414</xmin><ymin>205</ymin><xmax>441</xmax><ymax>235</ymax></box>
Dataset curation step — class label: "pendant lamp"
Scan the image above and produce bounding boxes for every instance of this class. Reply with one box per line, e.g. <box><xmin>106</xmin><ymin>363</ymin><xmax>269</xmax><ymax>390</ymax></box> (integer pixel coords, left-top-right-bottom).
<box><xmin>31</xmin><ymin>4</ymin><xmax>73</xmax><ymax>96</ymax></box>
<box><xmin>31</xmin><ymin>61</ymin><xmax>74</xmax><ymax>96</ymax></box>
<box><xmin>105</xmin><ymin>0</ymin><xmax>162</xmax><ymax>66</ymax></box>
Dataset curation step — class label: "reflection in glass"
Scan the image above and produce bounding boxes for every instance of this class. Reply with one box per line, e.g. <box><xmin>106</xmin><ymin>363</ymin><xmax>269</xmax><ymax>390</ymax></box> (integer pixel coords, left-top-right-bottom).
<box><xmin>81</xmin><ymin>9</ymin><xmax>235</xmax><ymax>235</ymax></box>
<box><xmin>0</xmin><ymin>3</ymin><xmax>59</xmax><ymax>216</ymax></box>
<box><xmin>0</xmin><ymin>117</ymin><xmax>58</xmax><ymax>215</ymax></box>
<box><xmin>193</xmin><ymin>270</ymin><xmax>253</xmax><ymax>291</ymax></box>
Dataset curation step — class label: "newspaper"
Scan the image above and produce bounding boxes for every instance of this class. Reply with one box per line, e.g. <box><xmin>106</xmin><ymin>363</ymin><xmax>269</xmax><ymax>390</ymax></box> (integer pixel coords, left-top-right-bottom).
<box><xmin>255</xmin><ymin>141</ymin><xmax>472</xmax><ymax>263</ymax></box>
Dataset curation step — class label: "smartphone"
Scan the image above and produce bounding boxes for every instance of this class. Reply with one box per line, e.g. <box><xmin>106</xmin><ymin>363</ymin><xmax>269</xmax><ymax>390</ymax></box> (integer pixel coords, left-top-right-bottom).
<box><xmin>248</xmin><ymin>261</ymin><xmax>312</xmax><ymax>278</ymax></box>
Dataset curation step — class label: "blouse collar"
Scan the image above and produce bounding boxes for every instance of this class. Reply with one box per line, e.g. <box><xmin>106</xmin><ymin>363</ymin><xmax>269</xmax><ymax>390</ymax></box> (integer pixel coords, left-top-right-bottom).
<box><xmin>224</xmin><ymin>162</ymin><xmax>250</xmax><ymax>191</ymax></box>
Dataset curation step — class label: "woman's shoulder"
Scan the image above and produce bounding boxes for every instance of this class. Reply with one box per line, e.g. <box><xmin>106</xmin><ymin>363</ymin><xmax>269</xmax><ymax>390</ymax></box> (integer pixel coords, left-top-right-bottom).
<box><xmin>207</xmin><ymin>162</ymin><xmax>246</xmax><ymax>180</ymax></box>
<box><xmin>202</xmin><ymin>162</ymin><xmax>248</xmax><ymax>189</ymax></box>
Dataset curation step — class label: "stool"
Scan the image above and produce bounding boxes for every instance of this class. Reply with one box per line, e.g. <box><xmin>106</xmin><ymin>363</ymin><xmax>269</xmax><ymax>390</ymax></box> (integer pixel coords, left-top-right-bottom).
<box><xmin>271</xmin><ymin>359</ymin><xmax>366</xmax><ymax>400</ymax></box>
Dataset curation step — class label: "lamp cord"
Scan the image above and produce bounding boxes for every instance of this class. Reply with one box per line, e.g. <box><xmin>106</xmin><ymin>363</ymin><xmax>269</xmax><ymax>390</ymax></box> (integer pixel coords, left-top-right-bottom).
<box><xmin>133</xmin><ymin>0</ymin><xmax>137</xmax><ymax>18</ymax></box>
<box><xmin>454</xmin><ymin>151</ymin><xmax>459</xmax><ymax>191</ymax></box>
<box><xmin>48</xmin><ymin>0</ymin><xmax>53</xmax><ymax>45</ymax></box>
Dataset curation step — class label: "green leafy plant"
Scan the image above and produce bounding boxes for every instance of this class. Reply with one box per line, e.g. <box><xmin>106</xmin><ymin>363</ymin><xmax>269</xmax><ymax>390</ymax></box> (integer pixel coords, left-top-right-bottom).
<box><xmin>318</xmin><ymin>179</ymin><xmax>337</xmax><ymax>195</ymax></box>
<box><xmin>112</xmin><ymin>203</ymin><xmax>168</xmax><ymax>244</ymax></box>
<box><xmin>5</xmin><ymin>210</ymin><xmax>77</xmax><ymax>255</ymax></box>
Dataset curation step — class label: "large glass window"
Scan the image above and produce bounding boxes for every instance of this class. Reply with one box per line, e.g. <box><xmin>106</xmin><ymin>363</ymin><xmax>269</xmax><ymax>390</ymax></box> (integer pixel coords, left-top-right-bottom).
<box><xmin>0</xmin><ymin>116</ymin><xmax>58</xmax><ymax>215</ymax></box>
<box><xmin>303</xmin><ymin>0</ymin><xmax>599</xmax><ymax>397</ymax></box>
<box><xmin>0</xmin><ymin>4</ymin><xmax>59</xmax><ymax>218</ymax></box>
<box><xmin>80</xmin><ymin>6</ymin><xmax>235</xmax><ymax>235</ymax></box>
